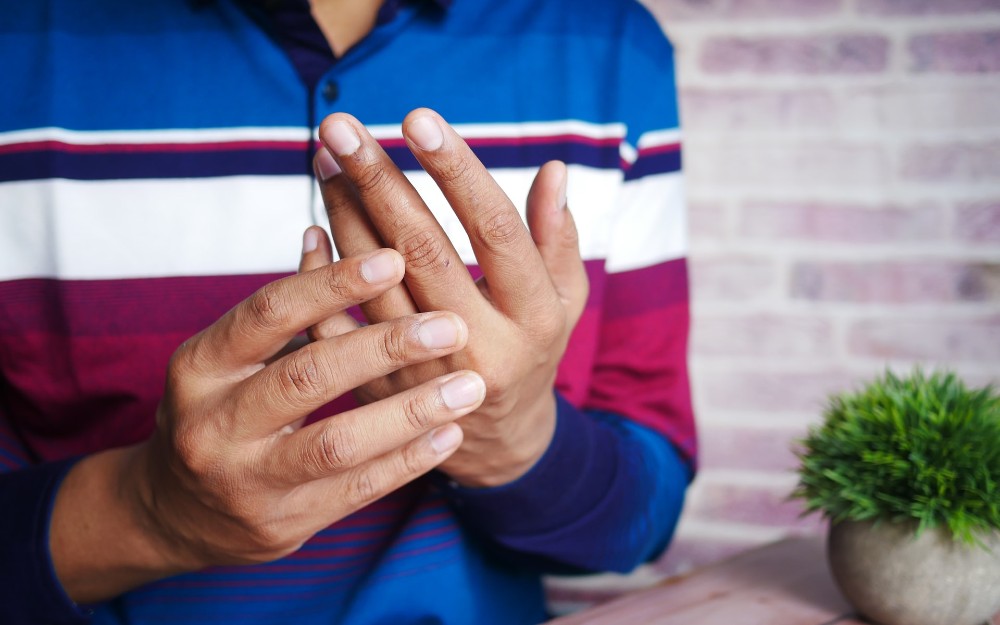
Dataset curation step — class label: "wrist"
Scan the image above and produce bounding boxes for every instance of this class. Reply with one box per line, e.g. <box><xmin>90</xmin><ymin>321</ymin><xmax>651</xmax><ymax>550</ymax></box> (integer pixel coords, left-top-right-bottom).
<box><xmin>49</xmin><ymin>446</ymin><xmax>199</xmax><ymax>603</ymax></box>
<box><xmin>445</xmin><ymin>393</ymin><xmax>557</xmax><ymax>488</ymax></box>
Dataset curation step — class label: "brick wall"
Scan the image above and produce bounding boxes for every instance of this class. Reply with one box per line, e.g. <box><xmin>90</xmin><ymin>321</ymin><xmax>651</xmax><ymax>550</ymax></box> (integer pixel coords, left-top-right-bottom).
<box><xmin>653</xmin><ymin>0</ymin><xmax>1000</xmax><ymax>576</ymax></box>
<box><xmin>547</xmin><ymin>0</ymin><xmax>1000</xmax><ymax>613</ymax></box>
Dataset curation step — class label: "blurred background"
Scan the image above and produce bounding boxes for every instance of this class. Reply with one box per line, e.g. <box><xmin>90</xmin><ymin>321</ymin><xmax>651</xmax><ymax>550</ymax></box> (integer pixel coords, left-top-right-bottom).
<box><xmin>549</xmin><ymin>0</ymin><xmax>1000</xmax><ymax>612</ymax></box>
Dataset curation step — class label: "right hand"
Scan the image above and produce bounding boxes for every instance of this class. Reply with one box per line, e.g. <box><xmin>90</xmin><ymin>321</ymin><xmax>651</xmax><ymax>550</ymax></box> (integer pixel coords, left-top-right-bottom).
<box><xmin>124</xmin><ymin>246</ymin><xmax>484</xmax><ymax>570</ymax></box>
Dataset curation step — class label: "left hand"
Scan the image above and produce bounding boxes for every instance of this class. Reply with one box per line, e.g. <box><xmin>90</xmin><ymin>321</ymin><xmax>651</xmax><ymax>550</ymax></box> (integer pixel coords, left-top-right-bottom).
<box><xmin>302</xmin><ymin>108</ymin><xmax>589</xmax><ymax>487</ymax></box>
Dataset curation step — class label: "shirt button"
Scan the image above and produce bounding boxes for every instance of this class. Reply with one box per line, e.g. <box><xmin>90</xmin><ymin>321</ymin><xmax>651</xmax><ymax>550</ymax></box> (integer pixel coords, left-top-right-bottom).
<box><xmin>321</xmin><ymin>80</ymin><xmax>339</xmax><ymax>104</ymax></box>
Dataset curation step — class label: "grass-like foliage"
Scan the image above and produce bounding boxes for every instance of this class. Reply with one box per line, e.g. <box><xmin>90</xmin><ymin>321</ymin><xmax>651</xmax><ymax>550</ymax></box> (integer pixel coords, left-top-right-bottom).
<box><xmin>794</xmin><ymin>369</ymin><xmax>1000</xmax><ymax>546</ymax></box>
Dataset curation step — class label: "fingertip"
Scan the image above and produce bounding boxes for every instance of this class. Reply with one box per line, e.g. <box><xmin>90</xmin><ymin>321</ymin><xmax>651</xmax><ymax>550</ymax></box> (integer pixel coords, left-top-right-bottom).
<box><xmin>302</xmin><ymin>227</ymin><xmax>320</xmax><ymax>255</ymax></box>
<box><xmin>360</xmin><ymin>249</ymin><xmax>405</xmax><ymax>284</ymax></box>
<box><xmin>313</xmin><ymin>147</ymin><xmax>342</xmax><ymax>181</ymax></box>
<box><xmin>429</xmin><ymin>423</ymin><xmax>464</xmax><ymax>455</ymax></box>
<box><xmin>440</xmin><ymin>371</ymin><xmax>486</xmax><ymax>412</ymax></box>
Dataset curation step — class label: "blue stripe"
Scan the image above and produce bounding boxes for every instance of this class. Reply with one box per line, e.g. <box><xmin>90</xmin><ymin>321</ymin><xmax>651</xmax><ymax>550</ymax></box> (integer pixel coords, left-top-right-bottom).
<box><xmin>624</xmin><ymin>150</ymin><xmax>682</xmax><ymax>181</ymax></box>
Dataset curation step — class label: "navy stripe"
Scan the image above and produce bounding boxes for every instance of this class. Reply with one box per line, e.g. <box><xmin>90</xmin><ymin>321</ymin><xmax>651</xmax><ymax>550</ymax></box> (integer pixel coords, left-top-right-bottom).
<box><xmin>0</xmin><ymin>149</ymin><xmax>310</xmax><ymax>182</ymax></box>
<box><xmin>0</xmin><ymin>141</ymin><xmax>623</xmax><ymax>182</ymax></box>
<box><xmin>385</xmin><ymin>142</ymin><xmax>622</xmax><ymax>172</ymax></box>
<box><xmin>624</xmin><ymin>149</ymin><xmax>682</xmax><ymax>181</ymax></box>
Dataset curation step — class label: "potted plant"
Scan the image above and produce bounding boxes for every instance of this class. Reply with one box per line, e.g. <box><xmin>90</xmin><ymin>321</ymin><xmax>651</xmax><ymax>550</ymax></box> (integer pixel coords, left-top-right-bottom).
<box><xmin>794</xmin><ymin>369</ymin><xmax>1000</xmax><ymax>625</ymax></box>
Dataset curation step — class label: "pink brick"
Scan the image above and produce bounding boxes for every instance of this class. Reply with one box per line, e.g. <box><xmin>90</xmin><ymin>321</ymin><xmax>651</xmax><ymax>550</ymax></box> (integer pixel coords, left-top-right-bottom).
<box><xmin>680</xmin><ymin>88</ymin><xmax>836</xmax><ymax>131</ymax></box>
<box><xmin>689</xmin><ymin>257</ymin><xmax>778</xmax><ymax>301</ymax></box>
<box><xmin>699</xmin><ymin>424</ymin><xmax>807</xmax><ymax>472</ymax></box>
<box><xmin>848</xmin><ymin>316</ymin><xmax>1000</xmax><ymax>362</ymax></box>
<box><xmin>739</xmin><ymin>202</ymin><xmax>943</xmax><ymax>243</ymax></box>
<box><xmin>688</xmin><ymin>201</ymin><xmax>728</xmax><ymax>240</ymax></box>
<box><xmin>955</xmin><ymin>201</ymin><xmax>1000</xmax><ymax>242</ymax></box>
<box><xmin>685</xmin><ymin>481</ymin><xmax>823</xmax><ymax>529</ymax></box>
<box><xmin>909</xmin><ymin>31</ymin><xmax>1000</xmax><ymax>73</ymax></box>
<box><xmin>791</xmin><ymin>261</ymin><xmax>1000</xmax><ymax>303</ymax></box>
<box><xmin>843</xmin><ymin>85</ymin><xmax>1000</xmax><ymax>130</ymax></box>
<box><xmin>902</xmin><ymin>141</ymin><xmax>1000</xmax><ymax>182</ymax></box>
<box><xmin>686</xmin><ymin>143</ymin><xmax>889</xmax><ymax>188</ymax></box>
<box><xmin>701</xmin><ymin>35</ymin><xmax>889</xmax><ymax>74</ymax></box>
<box><xmin>692</xmin><ymin>314</ymin><xmax>834</xmax><ymax>358</ymax></box>
<box><xmin>860</xmin><ymin>0</ymin><xmax>1000</xmax><ymax>14</ymax></box>
<box><xmin>654</xmin><ymin>0</ymin><xmax>841</xmax><ymax>21</ymax></box>
<box><xmin>700</xmin><ymin>370</ymin><xmax>854</xmax><ymax>412</ymax></box>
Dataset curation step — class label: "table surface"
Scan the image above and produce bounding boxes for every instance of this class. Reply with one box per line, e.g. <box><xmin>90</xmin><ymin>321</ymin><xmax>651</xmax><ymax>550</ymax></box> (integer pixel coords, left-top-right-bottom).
<box><xmin>546</xmin><ymin>536</ymin><xmax>1000</xmax><ymax>625</ymax></box>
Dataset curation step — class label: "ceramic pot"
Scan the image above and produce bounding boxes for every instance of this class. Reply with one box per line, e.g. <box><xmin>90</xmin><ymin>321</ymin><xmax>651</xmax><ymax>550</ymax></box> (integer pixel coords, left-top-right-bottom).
<box><xmin>828</xmin><ymin>520</ymin><xmax>1000</xmax><ymax>625</ymax></box>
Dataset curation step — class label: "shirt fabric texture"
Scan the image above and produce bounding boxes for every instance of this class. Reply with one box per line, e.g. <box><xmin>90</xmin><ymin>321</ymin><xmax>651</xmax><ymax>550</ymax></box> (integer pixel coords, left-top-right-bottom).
<box><xmin>0</xmin><ymin>0</ymin><xmax>695</xmax><ymax>623</ymax></box>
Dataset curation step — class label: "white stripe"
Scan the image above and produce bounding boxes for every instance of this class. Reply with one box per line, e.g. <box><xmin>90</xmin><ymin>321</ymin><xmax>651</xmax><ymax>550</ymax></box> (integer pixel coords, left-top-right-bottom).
<box><xmin>1</xmin><ymin>167</ymin><xmax>680</xmax><ymax>281</ymax></box>
<box><xmin>636</xmin><ymin>127</ymin><xmax>683</xmax><ymax>150</ymax></box>
<box><xmin>1</xmin><ymin>121</ymin><xmax>625</xmax><ymax>148</ymax></box>
<box><xmin>605</xmin><ymin>172</ymin><xmax>687</xmax><ymax>273</ymax></box>
<box><xmin>0</xmin><ymin>177</ymin><xmax>315</xmax><ymax>280</ymax></box>
<box><xmin>0</xmin><ymin>127</ymin><xmax>311</xmax><ymax>147</ymax></box>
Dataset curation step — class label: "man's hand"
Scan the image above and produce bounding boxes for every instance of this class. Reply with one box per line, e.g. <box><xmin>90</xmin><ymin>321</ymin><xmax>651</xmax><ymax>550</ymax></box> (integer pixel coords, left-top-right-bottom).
<box><xmin>51</xmin><ymin>249</ymin><xmax>485</xmax><ymax>601</ymax></box>
<box><xmin>304</xmin><ymin>109</ymin><xmax>589</xmax><ymax>488</ymax></box>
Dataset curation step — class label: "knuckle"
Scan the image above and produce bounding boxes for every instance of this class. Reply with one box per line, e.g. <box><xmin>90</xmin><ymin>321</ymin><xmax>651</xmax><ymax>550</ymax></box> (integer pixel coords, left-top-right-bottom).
<box><xmin>351</xmin><ymin>160</ymin><xmax>391</xmax><ymax>195</ymax></box>
<box><xmin>401</xmin><ymin>394</ymin><xmax>434</xmax><ymax>432</ymax></box>
<box><xmin>316</xmin><ymin>424</ymin><xmax>356</xmax><ymax>472</ymax></box>
<box><xmin>397</xmin><ymin>230</ymin><xmax>449</xmax><ymax>272</ymax></box>
<box><xmin>345</xmin><ymin>471</ymin><xmax>378</xmax><ymax>508</ymax></box>
<box><xmin>281</xmin><ymin>348</ymin><xmax>327</xmax><ymax>402</ymax></box>
<box><xmin>321</xmin><ymin>265</ymin><xmax>357</xmax><ymax>303</ymax></box>
<box><xmin>435</xmin><ymin>155</ymin><xmax>475</xmax><ymax>185</ymax></box>
<box><xmin>400</xmin><ymin>440</ymin><xmax>430</xmax><ymax>476</ymax></box>
<box><xmin>474</xmin><ymin>205</ymin><xmax>523</xmax><ymax>251</ymax></box>
<box><xmin>375</xmin><ymin>322</ymin><xmax>411</xmax><ymax>368</ymax></box>
<box><xmin>248</xmin><ymin>283</ymin><xmax>291</xmax><ymax>330</ymax></box>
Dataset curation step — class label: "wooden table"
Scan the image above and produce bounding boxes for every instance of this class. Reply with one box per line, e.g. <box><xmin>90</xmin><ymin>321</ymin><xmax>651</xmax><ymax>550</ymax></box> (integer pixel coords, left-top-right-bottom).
<box><xmin>547</xmin><ymin>536</ymin><xmax>1000</xmax><ymax>624</ymax></box>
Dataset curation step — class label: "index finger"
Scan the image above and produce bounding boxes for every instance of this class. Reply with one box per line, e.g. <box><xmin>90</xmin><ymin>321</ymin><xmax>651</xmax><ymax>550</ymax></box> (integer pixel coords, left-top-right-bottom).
<box><xmin>186</xmin><ymin>249</ymin><xmax>404</xmax><ymax>374</ymax></box>
<box><xmin>402</xmin><ymin>108</ymin><xmax>560</xmax><ymax>322</ymax></box>
<box><xmin>318</xmin><ymin>114</ymin><xmax>482</xmax><ymax>319</ymax></box>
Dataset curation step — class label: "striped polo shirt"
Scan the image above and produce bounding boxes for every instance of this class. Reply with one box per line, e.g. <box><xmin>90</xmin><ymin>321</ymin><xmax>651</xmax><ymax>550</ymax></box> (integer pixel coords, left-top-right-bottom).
<box><xmin>0</xmin><ymin>1</ymin><xmax>695</xmax><ymax>623</ymax></box>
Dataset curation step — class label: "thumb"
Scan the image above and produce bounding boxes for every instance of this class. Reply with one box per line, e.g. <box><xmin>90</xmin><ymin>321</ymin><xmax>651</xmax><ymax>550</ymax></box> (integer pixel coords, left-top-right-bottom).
<box><xmin>525</xmin><ymin>161</ymin><xmax>589</xmax><ymax>325</ymax></box>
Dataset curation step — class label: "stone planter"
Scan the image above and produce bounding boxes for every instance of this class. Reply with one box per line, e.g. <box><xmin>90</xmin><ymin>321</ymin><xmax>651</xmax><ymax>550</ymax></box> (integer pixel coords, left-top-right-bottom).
<box><xmin>828</xmin><ymin>520</ymin><xmax>1000</xmax><ymax>625</ymax></box>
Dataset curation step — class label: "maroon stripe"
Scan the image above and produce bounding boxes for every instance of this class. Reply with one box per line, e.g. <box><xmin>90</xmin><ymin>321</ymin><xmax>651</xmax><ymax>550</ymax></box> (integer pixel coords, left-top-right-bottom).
<box><xmin>0</xmin><ymin>274</ymin><xmax>285</xmax><ymax>337</ymax></box>
<box><xmin>604</xmin><ymin>258</ymin><xmax>688</xmax><ymax>318</ymax></box>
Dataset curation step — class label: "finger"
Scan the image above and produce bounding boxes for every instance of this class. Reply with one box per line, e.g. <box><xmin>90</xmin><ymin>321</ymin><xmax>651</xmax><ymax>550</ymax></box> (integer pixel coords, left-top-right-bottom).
<box><xmin>296</xmin><ymin>422</ymin><xmax>463</xmax><ymax>523</ymax></box>
<box><xmin>268</xmin><ymin>371</ymin><xmax>484</xmax><ymax>484</ymax></box>
<box><xmin>187</xmin><ymin>249</ymin><xmax>405</xmax><ymax>374</ymax></box>
<box><xmin>299</xmin><ymin>226</ymin><xmax>360</xmax><ymax>341</ymax></box>
<box><xmin>233</xmin><ymin>311</ymin><xmax>469</xmax><ymax>437</ymax></box>
<box><xmin>402</xmin><ymin>108</ymin><xmax>560</xmax><ymax>323</ymax></box>
<box><xmin>525</xmin><ymin>161</ymin><xmax>589</xmax><ymax>326</ymax></box>
<box><xmin>317</xmin><ymin>114</ymin><xmax>482</xmax><ymax>317</ymax></box>
<box><xmin>313</xmin><ymin>147</ymin><xmax>419</xmax><ymax>324</ymax></box>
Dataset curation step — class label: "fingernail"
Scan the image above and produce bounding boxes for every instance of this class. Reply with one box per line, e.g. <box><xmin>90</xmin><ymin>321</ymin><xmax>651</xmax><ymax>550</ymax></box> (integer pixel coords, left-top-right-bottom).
<box><xmin>314</xmin><ymin>147</ymin><xmax>341</xmax><ymax>180</ymax></box>
<box><xmin>440</xmin><ymin>373</ymin><xmax>485</xmax><ymax>410</ymax></box>
<box><xmin>360</xmin><ymin>250</ymin><xmax>399</xmax><ymax>283</ymax></box>
<box><xmin>408</xmin><ymin>115</ymin><xmax>444</xmax><ymax>152</ymax></box>
<box><xmin>430</xmin><ymin>424</ymin><xmax>462</xmax><ymax>454</ymax></box>
<box><xmin>417</xmin><ymin>315</ymin><xmax>459</xmax><ymax>349</ymax></box>
<box><xmin>557</xmin><ymin>167</ymin><xmax>568</xmax><ymax>211</ymax></box>
<box><xmin>324</xmin><ymin>120</ymin><xmax>361</xmax><ymax>156</ymax></box>
<box><xmin>302</xmin><ymin>228</ymin><xmax>319</xmax><ymax>254</ymax></box>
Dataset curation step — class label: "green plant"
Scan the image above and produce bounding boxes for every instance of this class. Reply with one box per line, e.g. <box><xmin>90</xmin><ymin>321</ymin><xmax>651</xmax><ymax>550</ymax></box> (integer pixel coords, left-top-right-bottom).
<box><xmin>794</xmin><ymin>369</ymin><xmax>1000</xmax><ymax>545</ymax></box>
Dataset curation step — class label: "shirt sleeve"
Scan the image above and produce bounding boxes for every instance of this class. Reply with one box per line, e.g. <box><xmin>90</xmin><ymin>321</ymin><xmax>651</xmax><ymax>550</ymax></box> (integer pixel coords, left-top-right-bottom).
<box><xmin>440</xmin><ymin>2</ymin><xmax>695</xmax><ymax>573</ymax></box>
<box><xmin>0</xmin><ymin>407</ymin><xmax>91</xmax><ymax>625</ymax></box>
<box><xmin>438</xmin><ymin>394</ymin><xmax>689</xmax><ymax>573</ymax></box>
